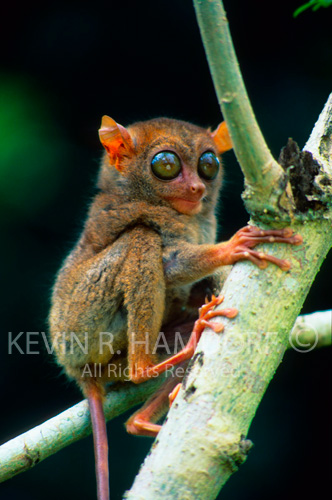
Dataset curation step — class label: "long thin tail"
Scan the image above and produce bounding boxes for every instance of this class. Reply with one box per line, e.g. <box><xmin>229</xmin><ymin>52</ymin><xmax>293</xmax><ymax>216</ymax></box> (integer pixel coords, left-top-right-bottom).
<box><xmin>86</xmin><ymin>383</ymin><xmax>109</xmax><ymax>500</ymax></box>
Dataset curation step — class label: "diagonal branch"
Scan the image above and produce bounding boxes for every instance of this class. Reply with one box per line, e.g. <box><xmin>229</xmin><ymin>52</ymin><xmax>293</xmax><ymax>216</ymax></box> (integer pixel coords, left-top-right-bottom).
<box><xmin>124</xmin><ymin>95</ymin><xmax>332</xmax><ymax>500</ymax></box>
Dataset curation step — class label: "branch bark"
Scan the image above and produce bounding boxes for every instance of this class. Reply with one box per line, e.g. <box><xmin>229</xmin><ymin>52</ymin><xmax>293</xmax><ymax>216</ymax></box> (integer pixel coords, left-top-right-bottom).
<box><xmin>0</xmin><ymin>312</ymin><xmax>330</xmax><ymax>483</ymax></box>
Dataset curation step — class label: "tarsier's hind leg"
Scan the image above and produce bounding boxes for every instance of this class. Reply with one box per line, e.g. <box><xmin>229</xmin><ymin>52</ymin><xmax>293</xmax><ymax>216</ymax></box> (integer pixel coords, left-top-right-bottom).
<box><xmin>125</xmin><ymin>319</ymin><xmax>196</xmax><ymax>437</ymax></box>
<box><xmin>126</xmin><ymin>372</ymin><xmax>185</xmax><ymax>437</ymax></box>
<box><xmin>129</xmin><ymin>295</ymin><xmax>238</xmax><ymax>384</ymax></box>
<box><xmin>126</xmin><ymin>296</ymin><xmax>238</xmax><ymax>436</ymax></box>
<box><xmin>121</xmin><ymin>225</ymin><xmax>166</xmax><ymax>381</ymax></box>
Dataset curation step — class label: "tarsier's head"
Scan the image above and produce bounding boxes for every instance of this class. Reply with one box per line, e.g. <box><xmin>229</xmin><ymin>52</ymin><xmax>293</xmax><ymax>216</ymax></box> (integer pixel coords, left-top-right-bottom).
<box><xmin>99</xmin><ymin>116</ymin><xmax>232</xmax><ymax>216</ymax></box>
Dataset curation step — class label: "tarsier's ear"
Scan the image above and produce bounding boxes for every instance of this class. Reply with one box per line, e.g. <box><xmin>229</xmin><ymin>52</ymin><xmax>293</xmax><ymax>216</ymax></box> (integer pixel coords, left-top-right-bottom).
<box><xmin>211</xmin><ymin>121</ymin><xmax>233</xmax><ymax>155</ymax></box>
<box><xmin>99</xmin><ymin>115</ymin><xmax>135</xmax><ymax>171</ymax></box>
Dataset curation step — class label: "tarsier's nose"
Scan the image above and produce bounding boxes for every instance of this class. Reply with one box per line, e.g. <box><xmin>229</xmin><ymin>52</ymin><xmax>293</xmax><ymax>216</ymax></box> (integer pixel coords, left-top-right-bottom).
<box><xmin>190</xmin><ymin>182</ymin><xmax>206</xmax><ymax>199</ymax></box>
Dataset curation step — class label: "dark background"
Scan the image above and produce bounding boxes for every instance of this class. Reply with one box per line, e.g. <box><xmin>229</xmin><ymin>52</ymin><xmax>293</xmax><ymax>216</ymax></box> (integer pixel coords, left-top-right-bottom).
<box><xmin>0</xmin><ymin>0</ymin><xmax>331</xmax><ymax>499</ymax></box>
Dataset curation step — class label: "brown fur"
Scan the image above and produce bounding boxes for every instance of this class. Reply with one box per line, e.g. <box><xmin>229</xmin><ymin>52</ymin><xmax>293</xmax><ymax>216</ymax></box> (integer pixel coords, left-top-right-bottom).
<box><xmin>49</xmin><ymin>117</ymin><xmax>230</xmax><ymax>386</ymax></box>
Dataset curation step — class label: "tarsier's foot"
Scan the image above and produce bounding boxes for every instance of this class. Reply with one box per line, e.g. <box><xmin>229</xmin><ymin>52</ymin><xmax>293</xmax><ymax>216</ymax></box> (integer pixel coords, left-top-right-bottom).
<box><xmin>166</xmin><ymin>296</ymin><xmax>238</xmax><ymax>407</ymax></box>
<box><xmin>126</xmin><ymin>415</ymin><xmax>162</xmax><ymax>438</ymax></box>
<box><xmin>196</xmin><ymin>294</ymin><xmax>238</xmax><ymax>335</ymax></box>
<box><xmin>127</xmin><ymin>295</ymin><xmax>238</xmax><ymax>435</ymax></box>
<box><xmin>129</xmin><ymin>296</ymin><xmax>237</xmax><ymax>384</ymax></box>
<box><xmin>126</xmin><ymin>375</ymin><xmax>184</xmax><ymax>437</ymax></box>
<box><xmin>225</xmin><ymin>226</ymin><xmax>302</xmax><ymax>270</ymax></box>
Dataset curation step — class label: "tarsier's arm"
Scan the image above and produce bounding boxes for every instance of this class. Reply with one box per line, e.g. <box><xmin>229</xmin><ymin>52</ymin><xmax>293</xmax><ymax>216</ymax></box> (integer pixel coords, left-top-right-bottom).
<box><xmin>163</xmin><ymin>226</ymin><xmax>302</xmax><ymax>287</ymax></box>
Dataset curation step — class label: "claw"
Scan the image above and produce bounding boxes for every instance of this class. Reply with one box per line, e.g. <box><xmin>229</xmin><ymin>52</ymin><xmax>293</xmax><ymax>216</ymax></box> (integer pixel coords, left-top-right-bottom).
<box><xmin>292</xmin><ymin>234</ymin><xmax>303</xmax><ymax>245</ymax></box>
<box><xmin>280</xmin><ymin>259</ymin><xmax>291</xmax><ymax>271</ymax></box>
<box><xmin>169</xmin><ymin>383</ymin><xmax>182</xmax><ymax>406</ymax></box>
<box><xmin>282</xmin><ymin>227</ymin><xmax>293</xmax><ymax>237</ymax></box>
<box><xmin>209</xmin><ymin>322</ymin><xmax>224</xmax><ymax>333</ymax></box>
<box><xmin>197</xmin><ymin>295</ymin><xmax>237</xmax><ymax>335</ymax></box>
<box><xmin>199</xmin><ymin>319</ymin><xmax>224</xmax><ymax>333</ymax></box>
<box><xmin>215</xmin><ymin>295</ymin><xmax>224</xmax><ymax>306</ymax></box>
<box><xmin>222</xmin><ymin>308</ymin><xmax>238</xmax><ymax>319</ymax></box>
<box><xmin>200</xmin><ymin>295</ymin><xmax>223</xmax><ymax>316</ymax></box>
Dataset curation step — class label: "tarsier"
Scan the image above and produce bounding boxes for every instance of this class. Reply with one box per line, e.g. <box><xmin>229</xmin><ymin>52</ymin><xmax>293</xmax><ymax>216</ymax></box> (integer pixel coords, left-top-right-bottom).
<box><xmin>49</xmin><ymin>116</ymin><xmax>302</xmax><ymax>500</ymax></box>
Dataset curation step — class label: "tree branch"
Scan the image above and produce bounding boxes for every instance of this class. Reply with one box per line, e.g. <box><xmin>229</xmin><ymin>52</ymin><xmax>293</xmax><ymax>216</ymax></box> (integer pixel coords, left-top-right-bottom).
<box><xmin>304</xmin><ymin>93</ymin><xmax>332</xmax><ymax>181</ymax></box>
<box><xmin>289</xmin><ymin>310</ymin><xmax>331</xmax><ymax>351</ymax></box>
<box><xmin>124</xmin><ymin>96</ymin><xmax>332</xmax><ymax>500</ymax></box>
<box><xmin>0</xmin><ymin>311</ymin><xmax>329</xmax><ymax>483</ymax></box>
<box><xmin>193</xmin><ymin>0</ymin><xmax>295</xmax><ymax>215</ymax></box>
<box><xmin>0</xmin><ymin>376</ymin><xmax>166</xmax><ymax>483</ymax></box>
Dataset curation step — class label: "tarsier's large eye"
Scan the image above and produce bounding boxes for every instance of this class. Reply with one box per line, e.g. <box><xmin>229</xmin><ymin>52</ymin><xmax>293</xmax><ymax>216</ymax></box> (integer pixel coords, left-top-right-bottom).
<box><xmin>198</xmin><ymin>151</ymin><xmax>220</xmax><ymax>180</ymax></box>
<box><xmin>151</xmin><ymin>151</ymin><xmax>182</xmax><ymax>180</ymax></box>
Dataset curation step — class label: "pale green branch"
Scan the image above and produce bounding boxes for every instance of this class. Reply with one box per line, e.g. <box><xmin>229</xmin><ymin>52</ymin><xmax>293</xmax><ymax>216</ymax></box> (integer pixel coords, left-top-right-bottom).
<box><xmin>289</xmin><ymin>310</ymin><xmax>331</xmax><ymax>351</ymax></box>
<box><xmin>0</xmin><ymin>376</ymin><xmax>166</xmax><ymax>483</ymax></box>
<box><xmin>193</xmin><ymin>0</ymin><xmax>294</xmax><ymax>215</ymax></box>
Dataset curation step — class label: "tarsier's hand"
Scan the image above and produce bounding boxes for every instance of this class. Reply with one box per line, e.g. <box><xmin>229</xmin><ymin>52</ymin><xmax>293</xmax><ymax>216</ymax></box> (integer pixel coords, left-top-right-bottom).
<box><xmin>219</xmin><ymin>226</ymin><xmax>303</xmax><ymax>270</ymax></box>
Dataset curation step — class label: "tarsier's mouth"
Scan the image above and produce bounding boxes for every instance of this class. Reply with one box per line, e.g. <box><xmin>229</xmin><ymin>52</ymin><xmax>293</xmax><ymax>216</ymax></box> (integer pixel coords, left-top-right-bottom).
<box><xmin>166</xmin><ymin>196</ymin><xmax>202</xmax><ymax>215</ymax></box>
